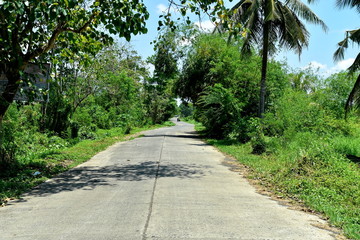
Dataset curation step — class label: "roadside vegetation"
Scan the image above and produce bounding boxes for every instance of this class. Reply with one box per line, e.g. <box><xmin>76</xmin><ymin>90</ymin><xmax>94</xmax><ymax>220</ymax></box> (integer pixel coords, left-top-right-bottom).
<box><xmin>178</xmin><ymin>33</ymin><xmax>360</xmax><ymax>240</ymax></box>
<box><xmin>0</xmin><ymin>42</ymin><xmax>177</xmax><ymax>205</ymax></box>
<box><xmin>203</xmin><ymin>127</ymin><xmax>360</xmax><ymax>239</ymax></box>
<box><xmin>1</xmin><ymin>0</ymin><xmax>359</xmax><ymax>239</ymax></box>
<box><xmin>174</xmin><ymin>1</ymin><xmax>360</xmax><ymax>238</ymax></box>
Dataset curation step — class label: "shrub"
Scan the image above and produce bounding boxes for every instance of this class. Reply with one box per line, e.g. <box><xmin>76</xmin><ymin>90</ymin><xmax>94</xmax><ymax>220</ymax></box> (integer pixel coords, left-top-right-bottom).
<box><xmin>0</xmin><ymin>105</ymin><xmax>23</xmax><ymax>175</ymax></box>
<box><xmin>248</xmin><ymin>118</ymin><xmax>266</xmax><ymax>154</ymax></box>
<box><xmin>197</xmin><ymin>84</ymin><xmax>243</xmax><ymax>139</ymax></box>
<box><xmin>78</xmin><ymin>125</ymin><xmax>98</xmax><ymax>140</ymax></box>
<box><xmin>263</xmin><ymin>89</ymin><xmax>340</xmax><ymax>138</ymax></box>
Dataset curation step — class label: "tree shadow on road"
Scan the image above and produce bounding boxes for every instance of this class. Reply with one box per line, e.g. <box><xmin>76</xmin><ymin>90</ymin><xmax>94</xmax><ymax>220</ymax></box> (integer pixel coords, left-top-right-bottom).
<box><xmin>18</xmin><ymin>161</ymin><xmax>210</xmax><ymax>199</ymax></box>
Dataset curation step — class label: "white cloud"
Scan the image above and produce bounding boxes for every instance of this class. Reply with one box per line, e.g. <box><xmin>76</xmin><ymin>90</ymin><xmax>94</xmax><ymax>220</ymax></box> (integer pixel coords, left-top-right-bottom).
<box><xmin>307</xmin><ymin>61</ymin><xmax>327</xmax><ymax>70</ymax></box>
<box><xmin>156</xmin><ymin>4</ymin><xmax>168</xmax><ymax>14</ymax></box>
<box><xmin>333</xmin><ymin>58</ymin><xmax>355</xmax><ymax>71</ymax></box>
<box><xmin>302</xmin><ymin>58</ymin><xmax>355</xmax><ymax>78</ymax></box>
<box><xmin>195</xmin><ymin>20</ymin><xmax>216</xmax><ymax>32</ymax></box>
<box><xmin>156</xmin><ymin>3</ymin><xmax>178</xmax><ymax>14</ymax></box>
<box><xmin>146</xmin><ymin>63</ymin><xmax>155</xmax><ymax>77</ymax></box>
<box><xmin>324</xmin><ymin>58</ymin><xmax>355</xmax><ymax>76</ymax></box>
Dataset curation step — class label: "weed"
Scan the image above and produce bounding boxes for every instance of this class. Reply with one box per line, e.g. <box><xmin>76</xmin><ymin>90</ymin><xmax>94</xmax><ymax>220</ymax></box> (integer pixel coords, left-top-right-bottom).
<box><xmin>207</xmin><ymin>134</ymin><xmax>360</xmax><ymax>239</ymax></box>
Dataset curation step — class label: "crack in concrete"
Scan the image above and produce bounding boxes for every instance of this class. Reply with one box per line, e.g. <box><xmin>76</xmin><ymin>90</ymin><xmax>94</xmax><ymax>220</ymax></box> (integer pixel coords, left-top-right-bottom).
<box><xmin>142</xmin><ymin>135</ymin><xmax>165</xmax><ymax>240</ymax></box>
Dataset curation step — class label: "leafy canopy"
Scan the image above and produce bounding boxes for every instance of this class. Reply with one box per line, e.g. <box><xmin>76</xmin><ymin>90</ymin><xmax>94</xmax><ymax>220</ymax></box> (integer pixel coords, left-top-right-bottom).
<box><xmin>0</xmin><ymin>0</ymin><xmax>149</xmax><ymax>66</ymax></box>
<box><xmin>224</xmin><ymin>0</ymin><xmax>328</xmax><ymax>57</ymax></box>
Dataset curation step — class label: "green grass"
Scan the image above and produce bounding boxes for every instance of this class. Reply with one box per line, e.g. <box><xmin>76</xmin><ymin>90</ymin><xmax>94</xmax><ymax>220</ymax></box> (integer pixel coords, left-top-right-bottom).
<box><xmin>194</xmin><ymin>123</ymin><xmax>360</xmax><ymax>239</ymax></box>
<box><xmin>0</xmin><ymin>121</ymin><xmax>174</xmax><ymax>205</ymax></box>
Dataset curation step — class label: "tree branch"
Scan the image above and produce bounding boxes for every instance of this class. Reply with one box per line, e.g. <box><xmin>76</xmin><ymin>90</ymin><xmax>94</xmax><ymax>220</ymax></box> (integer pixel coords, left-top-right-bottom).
<box><xmin>24</xmin><ymin>14</ymin><xmax>96</xmax><ymax>62</ymax></box>
<box><xmin>63</xmin><ymin>15</ymin><xmax>95</xmax><ymax>33</ymax></box>
<box><xmin>23</xmin><ymin>23</ymin><xmax>64</xmax><ymax>62</ymax></box>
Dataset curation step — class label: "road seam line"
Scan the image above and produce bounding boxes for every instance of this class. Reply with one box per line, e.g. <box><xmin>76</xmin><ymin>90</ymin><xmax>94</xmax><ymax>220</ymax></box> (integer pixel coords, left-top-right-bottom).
<box><xmin>142</xmin><ymin>135</ymin><xmax>165</xmax><ymax>240</ymax></box>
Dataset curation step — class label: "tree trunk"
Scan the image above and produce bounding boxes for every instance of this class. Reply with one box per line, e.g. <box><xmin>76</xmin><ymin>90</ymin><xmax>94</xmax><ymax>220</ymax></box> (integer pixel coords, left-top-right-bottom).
<box><xmin>345</xmin><ymin>73</ymin><xmax>360</xmax><ymax>119</ymax></box>
<box><xmin>259</xmin><ymin>21</ymin><xmax>270</xmax><ymax>118</ymax></box>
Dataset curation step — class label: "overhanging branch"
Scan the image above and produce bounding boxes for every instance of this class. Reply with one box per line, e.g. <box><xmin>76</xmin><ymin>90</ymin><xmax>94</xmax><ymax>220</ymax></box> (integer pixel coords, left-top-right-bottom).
<box><xmin>24</xmin><ymin>14</ymin><xmax>96</xmax><ymax>62</ymax></box>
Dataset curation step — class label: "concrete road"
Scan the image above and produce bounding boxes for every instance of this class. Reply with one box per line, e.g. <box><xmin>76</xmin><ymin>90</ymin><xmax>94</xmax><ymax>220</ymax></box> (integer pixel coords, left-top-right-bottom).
<box><xmin>0</xmin><ymin>120</ymin><xmax>337</xmax><ymax>240</ymax></box>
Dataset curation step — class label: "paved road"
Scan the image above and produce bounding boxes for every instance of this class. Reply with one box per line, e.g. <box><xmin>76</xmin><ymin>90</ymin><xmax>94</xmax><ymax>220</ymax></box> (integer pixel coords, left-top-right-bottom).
<box><xmin>0</xmin><ymin>120</ymin><xmax>337</xmax><ymax>240</ymax></box>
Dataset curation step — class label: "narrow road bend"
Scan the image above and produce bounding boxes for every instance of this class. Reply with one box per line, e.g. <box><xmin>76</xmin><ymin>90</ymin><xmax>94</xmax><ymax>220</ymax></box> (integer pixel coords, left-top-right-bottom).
<box><xmin>0</xmin><ymin>120</ymin><xmax>337</xmax><ymax>240</ymax></box>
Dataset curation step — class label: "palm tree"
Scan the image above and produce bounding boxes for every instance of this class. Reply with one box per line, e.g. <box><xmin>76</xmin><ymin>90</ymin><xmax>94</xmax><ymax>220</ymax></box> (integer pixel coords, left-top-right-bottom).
<box><xmin>333</xmin><ymin>0</ymin><xmax>360</xmax><ymax>117</ymax></box>
<box><xmin>218</xmin><ymin>0</ymin><xmax>327</xmax><ymax>117</ymax></box>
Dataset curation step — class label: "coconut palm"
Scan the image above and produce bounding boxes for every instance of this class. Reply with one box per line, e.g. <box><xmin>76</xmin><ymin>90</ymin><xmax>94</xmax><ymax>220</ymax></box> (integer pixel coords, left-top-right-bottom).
<box><xmin>333</xmin><ymin>0</ymin><xmax>360</xmax><ymax>117</ymax></box>
<box><xmin>218</xmin><ymin>0</ymin><xmax>327</xmax><ymax>117</ymax></box>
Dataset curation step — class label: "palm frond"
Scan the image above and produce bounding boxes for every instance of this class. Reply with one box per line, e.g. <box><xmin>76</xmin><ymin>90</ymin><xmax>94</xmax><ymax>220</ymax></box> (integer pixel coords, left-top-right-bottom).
<box><xmin>219</xmin><ymin>0</ymin><xmax>325</xmax><ymax>60</ymax></box>
<box><xmin>276</xmin><ymin>3</ymin><xmax>309</xmax><ymax>55</ymax></box>
<box><xmin>333</xmin><ymin>45</ymin><xmax>346</xmax><ymax>63</ymax></box>
<box><xmin>265</xmin><ymin>26</ymin><xmax>277</xmax><ymax>55</ymax></box>
<box><xmin>333</xmin><ymin>29</ymin><xmax>360</xmax><ymax>63</ymax></box>
<box><xmin>239</xmin><ymin>11</ymin><xmax>259</xmax><ymax>56</ymax></box>
<box><xmin>265</xmin><ymin>0</ymin><xmax>279</xmax><ymax>21</ymax></box>
<box><xmin>286</xmin><ymin>0</ymin><xmax>328</xmax><ymax>32</ymax></box>
<box><xmin>305</xmin><ymin>0</ymin><xmax>320</xmax><ymax>3</ymax></box>
<box><xmin>336</xmin><ymin>0</ymin><xmax>360</xmax><ymax>13</ymax></box>
<box><xmin>334</xmin><ymin>25</ymin><xmax>360</xmax><ymax>116</ymax></box>
<box><xmin>213</xmin><ymin>0</ymin><xmax>248</xmax><ymax>33</ymax></box>
<box><xmin>349</xmin><ymin>28</ymin><xmax>360</xmax><ymax>44</ymax></box>
<box><xmin>230</xmin><ymin>0</ymin><xmax>263</xmax><ymax>56</ymax></box>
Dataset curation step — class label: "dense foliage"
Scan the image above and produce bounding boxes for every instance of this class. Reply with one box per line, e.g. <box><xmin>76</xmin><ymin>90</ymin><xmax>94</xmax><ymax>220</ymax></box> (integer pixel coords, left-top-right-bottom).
<box><xmin>215</xmin><ymin>0</ymin><xmax>327</xmax><ymax>117</ymax></box>
<box><xmin>0</xmin><ymin>0</ymin><xmax>150</xmax><ymax>121</ymax></box>
<box><xmin>1</xmin><ymin>1</ymin><xmax>359</xmax><ymax>238</ymax></box>
<box><xmin>177</xmin><ymin>32</ymin><xmax>360</xmax><ymax>238</ymax></box>
<box><xmin>0</xmin><ymin>43</ymin><xmax>173</xmax><ymax>176</ymax></box>
<box><xmin>176</xmin><ymin>34</ymin><xmax>288</xmax><ymax>140</ymax></box>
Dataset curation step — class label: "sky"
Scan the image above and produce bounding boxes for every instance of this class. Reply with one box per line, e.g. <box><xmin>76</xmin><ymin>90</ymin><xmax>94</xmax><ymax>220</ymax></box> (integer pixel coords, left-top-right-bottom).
<box><xmin>128</xmin><ymin>0</ymin><xmax>359</xmax><ymax>77</ymax></box>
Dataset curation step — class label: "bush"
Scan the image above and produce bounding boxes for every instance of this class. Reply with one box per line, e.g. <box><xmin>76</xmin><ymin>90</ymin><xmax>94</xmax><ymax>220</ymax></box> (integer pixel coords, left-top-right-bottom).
<box><xmin>248</xmin><ymin>118</ymin><xmax>266</xmax><ymax>154</ymax></box>
<box><xmin>0</xmin><ymin>105</ymin><xmax>24</xmax><ymax>175</ymax></box>
<box><xmin>196</xmin><ymin>84</ymin><xmax>243</xmax><ymax>139</ymax></box>
<box><xmin>263</xmin><ymin>89</ymin><xmax>342</xmax><ymax>138</ymax></box>
<box><xmin>78</xmin><ymin>125</ymin><xmax>98</xmax><ymax>140</ymax></box>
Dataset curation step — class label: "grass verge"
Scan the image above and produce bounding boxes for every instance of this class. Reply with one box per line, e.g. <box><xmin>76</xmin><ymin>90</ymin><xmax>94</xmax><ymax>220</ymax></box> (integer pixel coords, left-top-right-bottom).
<box><xmin>0</xmin><ymin>121</ymin><xmax>174</xmax><ymax>206</ymax></box>
<box><xmin>193</xmin><ymin>123</ymin><xmax>360</xmax><ymax>240</ymax></box>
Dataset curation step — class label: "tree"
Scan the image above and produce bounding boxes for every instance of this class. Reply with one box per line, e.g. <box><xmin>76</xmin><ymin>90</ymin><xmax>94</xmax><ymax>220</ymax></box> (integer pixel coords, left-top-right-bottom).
<box><xmin>176</xmin><ymin>34</ymin><xmax>288</xmax><ymax>112</ymax></box>
<box><xmin>176</xmin><ymin>34</ymin><xmax>289</xmax><ymax>139</ymax></box>
<box><xmin>314</xmin><ymin>72</ymin><xmax>358</xmax><ymax>119</ymax></box>
<box><xmin>288</xmin><ymin>67</ymin><xmax>322</xmax><ymax>93</ymax></box>
<box><xmin>219</xmin><ymin>0</ymin><xmax>327</xmax><ymax>117</ymax></box>
<box><xmin>176</xmin><ymin>34</ymin><xmax>238</xmax><ymax>104</ymax></box>
<box><xmin>44</xmin><ymin>42</ymin><xmax>103</xmax><ymax>135</ymax></box>
<box><xmin>73</xmin><ymin>44</ymin><xmax>149</xmax><ymax>131</ymax></box>
<box><xmin>333</xmin><ymin>0</ymin><xmax>360</xmax><ymax>116</ymax></box>
<box><xmin>179</xmin><ymin>102</ymin><xmax>194</xmax><ymax>118</ymax></box>
<box><xmin>0</xmin><ymin>0</ymin><xmax>149</xmax><ymax>122</ymax></box>
<box><xmin>197</xmin><ymin>83</ymin><xmax>243</xmax><ymax>139</ymax></box>
<box><xmin>150</xmin><ymin>27</ymin><xmax>179</xmax><ymax>93</ymax></box>
<box><xmin>144</xmin><ymin>25</ymin><xmax>197</xmax><ymax>124</ymax></box>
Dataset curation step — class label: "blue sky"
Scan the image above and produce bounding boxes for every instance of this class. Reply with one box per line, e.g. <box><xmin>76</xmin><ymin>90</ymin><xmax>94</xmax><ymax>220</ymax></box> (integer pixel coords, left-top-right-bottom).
<box><xmin>129</xmin><ymin>0</ymin><xmax>359</xmax><ymax>76</ymax></box>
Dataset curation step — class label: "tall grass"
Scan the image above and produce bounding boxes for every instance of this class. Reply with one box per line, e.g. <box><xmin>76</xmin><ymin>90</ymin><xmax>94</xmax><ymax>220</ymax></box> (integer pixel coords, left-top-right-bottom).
<box><xmin>199</xmin><ymin>120</ymin><xmax>360</xmax><ymax>239</ymax></box>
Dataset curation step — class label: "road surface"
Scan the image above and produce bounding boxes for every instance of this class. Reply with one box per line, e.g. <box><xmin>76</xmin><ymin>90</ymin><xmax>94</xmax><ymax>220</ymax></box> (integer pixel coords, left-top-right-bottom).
<box><xmin>0</xmin><ymin>120</ymin><xmax>337</xmax><ymax>239</ymax></box>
